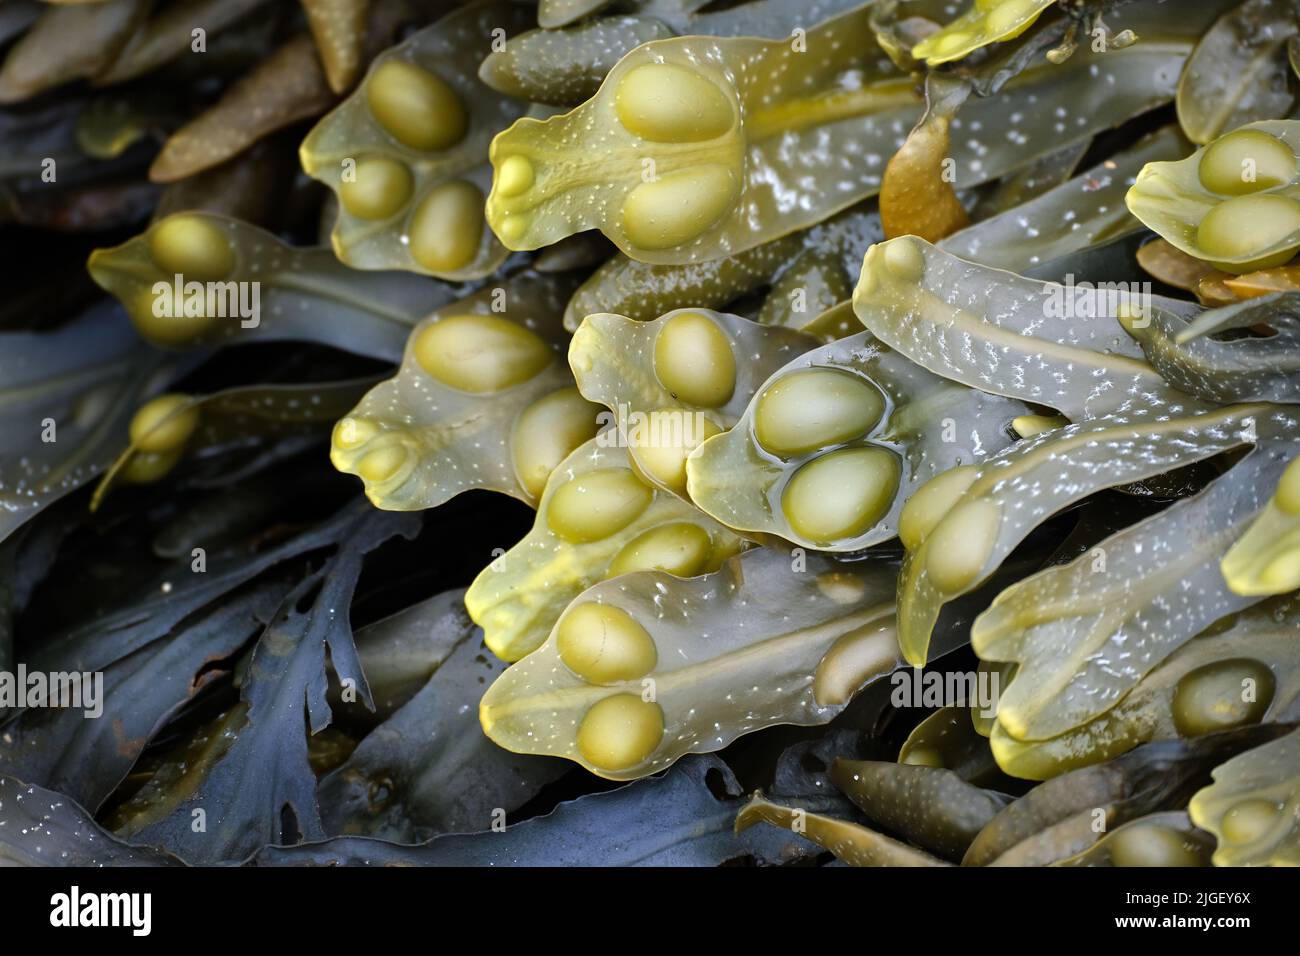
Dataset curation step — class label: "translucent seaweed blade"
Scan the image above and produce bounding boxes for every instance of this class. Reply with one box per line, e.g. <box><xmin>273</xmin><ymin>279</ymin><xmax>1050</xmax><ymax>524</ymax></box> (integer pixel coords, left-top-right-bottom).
<box><xmin>570</xmin><ymin>310</ymin><xmax>815</xmax><ymax>425</ymax></box>
<box><xmin>940</xmin><ymin>126</ymin><xmax>1189</xmax><ymax>276</ymax></box>
<box><xmin>1126</xmin><ymin>120</ymin><xmax>1300</xmax><ymax>274</ymax></box>
<box><xmin>684</xmin><ymin>0</ymin><xmax>867</xmax><ymax>37</ymax></box>
<box><xmin>896</xmin><ymin>403</ymin><xmax>1278</xmax><ymax>668</ymax></box>
<box><xmin>0</xmin><ymin>776</ymin><xmax>181</xmax><ymax>866</ymax></box>
<box><xmin>756</xmin><ymin>248</ymin><xmax>855</xmax><ymax>330</ymax></box>
<box><xmin>1220</xmin><ymin>457</ymin><xmax>1300</xmax><ymax>596</ymax></box>
<box><xmin>1056</xmin><ymin>811</ymin><xmax>1214</xmax><ymax>867</ymax></box>
<box><xmin>257</xmin><ymin>754</ymin><xmax>845</xmax><ymax>866</ymax></box>
<box><xmin>852</xmin><ymin>236</ymin><xmax>1192</xmax><ymax>421</ymax></box>
<box><xmin>330</xmin><ymin>271</ymin><xmax>602</xmax><ymax>511</ymax></box>
<box><xmin>988</xmin><ymin>592</ymin><xmax>1300</xmax><ymax>780</ymax></box>
<box><xmin>910</xmin><ymin>0</ymin><xmax>1056</xmax><ymax>67</ymax></box>
<box><xmin>479</xmin><ymin>0</ymin><xmax>870</xmax><ymax>108</ymax></box>
<box><xmin>569</xmin><ymin>309</ymin><xmax>816</xmax><ymax>498</ymax></box>
<box><xmin>1123</xmin><ymin>292</ymin><xmax>1300</xmax><ymax>404</ymax></box>
<box><xmin>479</xmin><ymin>17</ymin><xmax>677</xmax><ymax>107</ymax></box>
<box><xmin>480</xmin><ymin>547</ymin><xmax>914</xmax><ymax>779</ymax></box>
<box><xmin>687</xmin><ymin>330</ymin><xmax>1026</xmax><ymax>551</ymax></box>
<box><xmin>91</xmin><ymin>378</ymin><xmax>377</xmax><ymax>512</ymax></box>
<box><xmin>318</xmin><ymin>598</ymin><xmax>566</xmax><ymax>841</ymax></box>
<box><xmin>1223</xmin><ymin>509</ymin><xmax>1300</xmax><ymax>597</ymax></box>
<box><xmin>974</xmin><ymin>414</ymin><xmax>1300</xmax><ymax>741</ymax></box>
<box><xmin>539</xmin><ymin>0</ymin><xmax>617</xmax><ymax>30</ymax></box>
<box><xmin>489</xmin><ymin>1</ymin><xmax>1209</xmax><ymax>264</ymax></box>
<box><xmin>87</xmin><ymin>212</ymin><xmax>454</xmax><ymax>361</ymax></box>
<box><xmin>1189</xmin><ymin>727</ymin><xmax>1300</xmax><ymax>866</ymax></box>
<box><xmin>0</xmin><ymin>304</ymin><xmax>179</xmax><ymax>544</ymax></box>
<box><xmin>486</xmin><ymin>4</ymin><xmax>920</xmax><ymax>264</ymax></box>
<box><xmin>899</xmin><ymin>704</ymin><xmax>1004</xmax><ymax>786</ymax></box>
<box><xmin>1175</xmin><ymin>0</ymin><xmax>1299</xmax><ymax>146</ymax></box>
<box><xmin>300</xmin><ymin>1</ymin><xmax>533</xmax><ymax>279</ymax></box>
<box><xmin>27</xmin><ymin>490</ymin><xmax>405</xmax><ymax>679</ymax></box>
<box><xmin>464</xmin><ymin>437</ymin><xmax>747</xmax><ymax>662</ymax></box>
<box><xmin>800</xmin><ymin>300</ymin><xmax>861</xmax><ymax>341</ymax></box>
<box><xmin>967</xmin><ymin>139</ymin><xmax>1090</xmax><ymax>221</ymax></box>
<box><xmin>938</xmin><ymin>0</ymin><xmax>1225</xmax><ymax>193</ymax></box>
